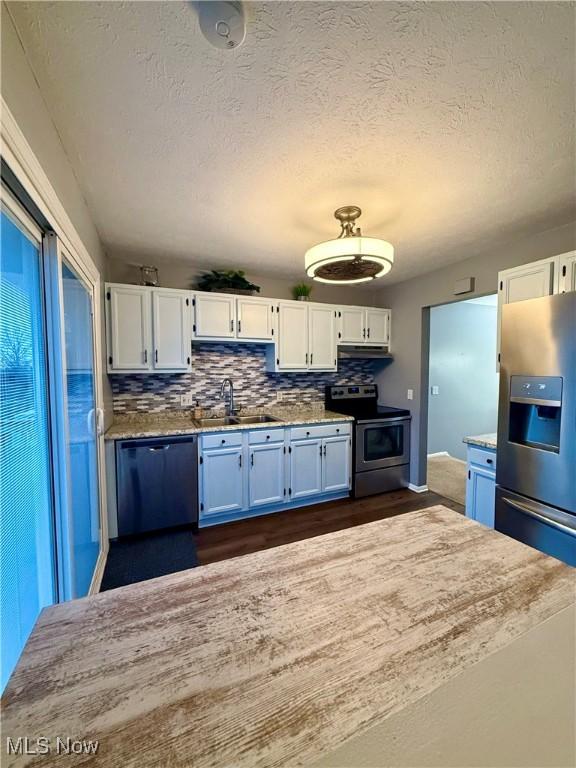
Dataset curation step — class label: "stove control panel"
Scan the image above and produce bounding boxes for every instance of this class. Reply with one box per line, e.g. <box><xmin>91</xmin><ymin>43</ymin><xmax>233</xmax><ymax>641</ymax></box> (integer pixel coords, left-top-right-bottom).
<box><xmin>328</xmin><ymin>385</ymin><xmax>377</xmax><ymax>399</ymax></box>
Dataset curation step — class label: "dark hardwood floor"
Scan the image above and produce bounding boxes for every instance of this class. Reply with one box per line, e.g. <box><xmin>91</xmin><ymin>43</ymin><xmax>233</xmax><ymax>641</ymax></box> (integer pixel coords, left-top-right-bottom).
<box><xmin>196</xmin><ymin>490</ymin><xmax>464</xmax><ymax>566</ymax></box>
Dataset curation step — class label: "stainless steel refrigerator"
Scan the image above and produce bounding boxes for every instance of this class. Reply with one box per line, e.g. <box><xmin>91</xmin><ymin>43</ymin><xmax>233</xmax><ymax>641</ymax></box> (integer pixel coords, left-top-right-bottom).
<box><xmin>495</xmin><ymin>292</ymin><xmax>576</xmax><ymax>566</ymax></box>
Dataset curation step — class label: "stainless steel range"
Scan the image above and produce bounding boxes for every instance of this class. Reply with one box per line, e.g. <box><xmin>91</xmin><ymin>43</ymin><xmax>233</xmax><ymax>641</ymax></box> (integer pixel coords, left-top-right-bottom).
<box><xmin>326</xmin><ymin>384</ymin><xmax>411</xmax><ymax>497</ymax></box>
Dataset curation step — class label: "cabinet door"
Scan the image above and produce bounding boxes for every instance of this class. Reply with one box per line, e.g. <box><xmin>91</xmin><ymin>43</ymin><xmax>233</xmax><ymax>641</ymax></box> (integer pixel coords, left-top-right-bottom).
<box><xmin>338</xmin><ymin>307</ymin><xmax>365</xmax><ymax>344</ymax></box>
<box><xmin>107</xmin><ymin>285</ymin><xmax>151</xmax><ymax>370</ymax></box>
<box><xmin>322</xmin><ymin>436</ymin><xmax>350</xmax><ymax>493</ymax></box>
<box><xmin>466</xmin><ymin>465</ymin><xmax>496</xmax><ymax>528</ymax></box>
<box><xmin>152</xmin><ymin>290</ymin><xmax>191</xmax><ymax>370</ymax></box>
<box><xmin>277</xmin><ymin>301</ymin><xmax>308</xmax><ymax>370</ymax></box>
<box><xmin>290</xmin><ymin>439</ymin><xmax>322</xmax><ymax>499</ymax></box>
<box><xmin>365</xmin><ymin>308</ymin><xmax>390</xmax><ymax>345</ymax></box>
<box><xmin>237</xmin><ymin>297</ymin><xmax>274</xmax><ymax>340</ymax></box>
<box><xmin>249</xmin><ymin>442</ymin><xmax>285</xmax><ymax>507</ymax></box>
<box><xmin>200</xmin><ymin>447</ymin><xmax>244</xmax><ymax>517</ymax></box>
<box><xmin>308</xmin><ymin>305</ymin><xmax>336</xmax><ymax>370</ymax></box>
<box><xmin>497</xmin><ymin>258</ymin><xmax>556</xmax><ymax>368</ymax></box>
<box><xmin>559</xmin><ymin>251</ymin><xmax>576</xmax><ymax>293</ymax></box>
<box><xmin>194</xmin><ymin>294</ymin><xmax>236</xmax><ymax>339</ymax></box>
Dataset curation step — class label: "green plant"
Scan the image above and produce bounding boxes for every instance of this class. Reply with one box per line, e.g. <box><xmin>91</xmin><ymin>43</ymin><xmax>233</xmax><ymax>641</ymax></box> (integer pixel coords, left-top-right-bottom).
<box><xmin>197</xmin><ymin>270</ymin><xmax>260</xmax><ymax>293</ymax></box>
<box><xmin>292</xmin><ymin>282</ymin><xmax>313</xmax><ymax>300</ymax></box>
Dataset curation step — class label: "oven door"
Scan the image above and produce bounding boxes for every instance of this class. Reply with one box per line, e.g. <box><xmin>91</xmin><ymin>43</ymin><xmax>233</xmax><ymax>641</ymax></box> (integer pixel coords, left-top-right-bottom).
<box><xmin>355</xmin><ymin>418</ymin><xmax>410</xmax><ymax>473</ymax></box>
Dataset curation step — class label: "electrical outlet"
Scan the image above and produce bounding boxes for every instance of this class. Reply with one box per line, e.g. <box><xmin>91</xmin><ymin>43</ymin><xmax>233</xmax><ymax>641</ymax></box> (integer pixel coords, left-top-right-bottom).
<box><xmin>276</xmin><ymin>391</ymin><xmax>288</xmax><ymax>403</ymax></box>
<box><xmin>407</xmin><ymin>389</ymin><xmax>414</xmax><ymax>401</ymax></box>
<box><xmin>180</xmin><ymin>393</ymin><xmax>193</xmax><ymax>407</ymax></box>
<box><xmin>431</xmin><ymin>385</ymin><xmax>440</xmax><ymax>396</ymax></box>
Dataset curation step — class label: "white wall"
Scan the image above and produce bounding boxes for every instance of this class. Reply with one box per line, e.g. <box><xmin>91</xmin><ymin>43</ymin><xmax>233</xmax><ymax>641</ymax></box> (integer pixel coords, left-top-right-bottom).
<box><xmin>106</xmin><ymin>256</ymin><xmax>382</xmax><ymax>306</ymax></box>
<box><xmin>427</xmin><ymin>297</ymin><xmax>498</xmax><ymax>461</ymax></box>
<box><xmin>374</xmin><ymin>219</ymin><xmax>576</xmax><ymax>486</ymax></box>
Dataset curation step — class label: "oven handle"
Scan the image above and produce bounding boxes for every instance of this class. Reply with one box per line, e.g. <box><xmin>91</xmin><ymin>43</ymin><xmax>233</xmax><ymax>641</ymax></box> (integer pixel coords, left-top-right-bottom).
<box><xmin>502</xmin><ymin>497</ymin><xmax>576</xmax><ymax>536</ymax></box>
<box><xmin>356</xmin><ymin>417</ymin><xmax>411</xmax><ymax>425</ymax></box>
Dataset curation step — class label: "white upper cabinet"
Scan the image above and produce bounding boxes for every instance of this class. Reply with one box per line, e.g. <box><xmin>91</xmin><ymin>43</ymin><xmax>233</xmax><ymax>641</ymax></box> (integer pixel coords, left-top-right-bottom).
<box><xmin>107</xmin><ymin>285</ymin><xmax>151</xmax><ymax>371</ymax></box>
<box><xmin>338</xmin><ymin>306</ymin><xmax>365</xmax><ymax>344</ymax></box>
<box><xmin>365</xmin><ymin>308</ymin><xmax>390</xmax><ymax>345</ymax></box>
<box><xmin>308</xmin><ymin>305</ymin><xmax>336</xmax><ymax>371</ymax></box>
<box><xmin>152</xmin><ymin>290</ymin><xmax>191</xmax><ymax>370</ymax></box>
<box><xmin>236</xmin><ymin>296</ymin><xmax>275</xmax><ymax>340</ymax></box>
<box><xmin>194</xmin><ymin>293</ymin><xmax>236</xmax><ymax>339</ymax></box>
<box><xmin>559</xmin><ymin>251</ymin><xmax>576</xmax><ymax>293</ymax></box>
<box><xmin>276</xmin><ymin>301</ymin><xmax>309</xmax><ymax>370</ymax></box>
<box><xmin>337</xmin><ymin>306</ymin><xmax>390</xmax><ymax>346</ymax></box>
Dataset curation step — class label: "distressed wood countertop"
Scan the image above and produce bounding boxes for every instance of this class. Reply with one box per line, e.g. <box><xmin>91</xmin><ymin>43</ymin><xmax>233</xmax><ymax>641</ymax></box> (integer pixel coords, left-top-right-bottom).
<box><xmin>2</xmin><ymin>506</ymin><xmax>574</xmax><ymax>767</ymax></box>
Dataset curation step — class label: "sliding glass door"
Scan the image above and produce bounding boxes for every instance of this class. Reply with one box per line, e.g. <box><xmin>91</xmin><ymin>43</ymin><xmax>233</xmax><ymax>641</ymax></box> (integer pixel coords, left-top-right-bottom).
<box><xmin>60</xmin><ymin>255</ymin><xmax>101</xmax><ymax>599</ymax></box>
<box><xmin>0</xmin><ymin>197</ymin><xmax>57</xmax><ymax>691</ymax></box>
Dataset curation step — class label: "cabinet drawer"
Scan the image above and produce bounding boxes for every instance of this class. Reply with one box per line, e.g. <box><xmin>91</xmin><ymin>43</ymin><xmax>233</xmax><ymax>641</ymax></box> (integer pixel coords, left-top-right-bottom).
<box><xmin>290</xmin><ymin>422</ymin><xmax>351</xmax><ymax>441</ymax></box>
<box><xmin>248</xmin><ymin>428</ymin><xmax>285</xmax><ymax>445</ymax></box>
<box><xmin>468</xmin><ymin>446</ymin><xmax>497</xmax><ymax>471</ymax></box>
<box><xmin>201</xmin><ymin>431</ymin><xmax>243</xmax><ymax>449</ymax></box>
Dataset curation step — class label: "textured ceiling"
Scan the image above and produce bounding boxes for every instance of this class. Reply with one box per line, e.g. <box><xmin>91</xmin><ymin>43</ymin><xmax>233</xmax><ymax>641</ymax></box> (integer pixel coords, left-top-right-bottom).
<box><xmin>7</xmin><ymin>1</ymin><xmax>576</xmax><ymax>286</ymax></box>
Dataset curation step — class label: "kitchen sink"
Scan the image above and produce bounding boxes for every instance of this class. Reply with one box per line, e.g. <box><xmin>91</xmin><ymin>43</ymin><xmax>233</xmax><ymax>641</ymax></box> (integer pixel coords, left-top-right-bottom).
<box><xmin>195</xmin><ymin>417</ymin><xmax>239</xmax><ymax>427</ymax></box>
<box><xmin>233</xmin><ymin>415</ymin><xmax>282</xmax><ymax>424</ymax></box>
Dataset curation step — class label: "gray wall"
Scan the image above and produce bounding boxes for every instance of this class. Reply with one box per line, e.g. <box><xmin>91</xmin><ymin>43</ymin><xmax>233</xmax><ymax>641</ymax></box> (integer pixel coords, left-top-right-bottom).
<box><xmin>427</xmin><ymin>299</ymin><xmax>498</xmax><ymax>461</ymax></box>
<box><xmin>374</xmin><ymin>219</ymin><xmax>576</xmax><ymax>486</ymax></box>
<box><xmin>106</xmin><ymin>257</ymin><xmax>382</xmax><ymax>306</ymax></box>
<box><xmin>1</xmin><ymin>4</ymin><xmax>113</xmax><ymax>421</ymax></box>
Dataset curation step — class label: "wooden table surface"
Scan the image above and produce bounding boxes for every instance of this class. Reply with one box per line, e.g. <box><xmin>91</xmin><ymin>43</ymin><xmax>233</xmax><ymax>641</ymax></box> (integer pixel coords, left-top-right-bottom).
<box><xmin>2</xmin><ymin>505</ymin><xmax>574</xmax><ymax>767</ymax></box>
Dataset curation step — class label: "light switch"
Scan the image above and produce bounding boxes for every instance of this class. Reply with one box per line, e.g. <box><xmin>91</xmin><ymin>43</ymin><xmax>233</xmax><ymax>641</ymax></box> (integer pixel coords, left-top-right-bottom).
<box><xmin>431</xmin><ymin>385</ymin><xmax>440</xmax><ymax>396</ymax></box>
<box><xmin>407</xmin><ymin>389</ymin><xmax>414</xmax><ymax>400</ymax></box>
<box><xmin>180</xmin><ymin>393</ymin><xmax>193</xmax><ymax>407</ymax></box>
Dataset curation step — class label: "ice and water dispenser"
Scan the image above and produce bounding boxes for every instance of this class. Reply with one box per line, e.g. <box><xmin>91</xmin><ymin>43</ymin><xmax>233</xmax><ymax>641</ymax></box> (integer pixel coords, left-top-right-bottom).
<box><xmin>508</xmin><ymin>376</ymin><xmax>563</xmax><ymax>454</ymax></box>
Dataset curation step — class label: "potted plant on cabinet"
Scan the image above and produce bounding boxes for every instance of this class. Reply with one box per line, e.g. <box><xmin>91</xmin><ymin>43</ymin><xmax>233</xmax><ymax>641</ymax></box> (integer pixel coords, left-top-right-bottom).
<box><xmin>196</xmin><ymin>270</ymin><xmax>261</xmax><ymax>295</ymax></box>
<box><xmin>292</xmin><ymin>282</ymin><xmax>313</xmax><ymax>301</ymax></box>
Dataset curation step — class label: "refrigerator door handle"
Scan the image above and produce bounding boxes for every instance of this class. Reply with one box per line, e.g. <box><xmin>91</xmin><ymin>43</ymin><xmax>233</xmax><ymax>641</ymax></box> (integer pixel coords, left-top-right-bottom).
<box><xmin>502</xmin><ymin>496</ymin><xmax>576</xmax><ymax>536</ymax></box>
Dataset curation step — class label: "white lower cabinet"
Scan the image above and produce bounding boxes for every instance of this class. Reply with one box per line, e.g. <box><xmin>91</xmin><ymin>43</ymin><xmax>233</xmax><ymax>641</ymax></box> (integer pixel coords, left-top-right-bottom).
<box><xmin>322</xmin><ymin>435</ymin><xmax>351</xmax><ymax>493</ymax></box>
<box><xmin>199</xmin><ymin>422</ymin><xmax>351</xmax><ymax>525</ymax></box>
<box><xmin>465</xmin><ymin>445</ymin><xmax>497</xmax><ymax>528</ymax></box>
<box><xmin>200</xmin><ymin>445</ymin><xmax>245</xmax><ymax>517</ymax></box>
<box><xmin>290</xmin><ymin>438</ymin><xmax>323</xmax><ymax>500</ymax></box>
<box><xmin>249</xmin><ymin>441</ymin><xmax>285</xmax><ymax>507</ymax></box>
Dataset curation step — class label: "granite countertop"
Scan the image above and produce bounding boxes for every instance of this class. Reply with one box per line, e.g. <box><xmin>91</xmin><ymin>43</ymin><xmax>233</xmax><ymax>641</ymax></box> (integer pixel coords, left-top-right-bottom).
<box><xmin>3</xmin><ymin>506</ymin><xmax>574</xmax><ymax>767</ymax></box>
<box><xmin>104</xmin><ymin>406</ymin><xmax>353</xmax><ymax>440</ymax></box>
<box><xmin>463</xmin><ymin>433</ymin><xmax>497</xmax><ymax>450</ymax></box>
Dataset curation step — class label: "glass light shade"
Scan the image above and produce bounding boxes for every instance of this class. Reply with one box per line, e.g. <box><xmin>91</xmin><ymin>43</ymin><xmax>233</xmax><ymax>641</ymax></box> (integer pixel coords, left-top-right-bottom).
<box><xmin>305</xmin><ymin>236</ymin><xmax>394</xmax><ymax>284</ymax></box>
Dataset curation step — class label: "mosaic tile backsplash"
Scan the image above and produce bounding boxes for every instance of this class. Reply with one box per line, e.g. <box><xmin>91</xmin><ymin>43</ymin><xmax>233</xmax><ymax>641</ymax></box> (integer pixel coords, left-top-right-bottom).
<box><xmin>111</xmin><ymin>343</ymin><xmax>375</xmax><ymax>414</ymax></box>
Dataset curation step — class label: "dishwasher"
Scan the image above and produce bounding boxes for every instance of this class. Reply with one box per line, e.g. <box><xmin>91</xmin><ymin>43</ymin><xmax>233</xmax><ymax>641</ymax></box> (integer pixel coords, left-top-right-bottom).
<box><xmin>116</xmin><ymin>435</ymin><xmax>198</xmax><ymax>537</ymax></box>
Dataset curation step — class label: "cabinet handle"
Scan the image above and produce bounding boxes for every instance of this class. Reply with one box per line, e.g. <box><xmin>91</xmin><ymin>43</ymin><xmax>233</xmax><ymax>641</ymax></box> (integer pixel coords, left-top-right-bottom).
<box><xmin>336</xmin><ymin>428</ymin><xmax>340</xmax><ymax>433</ymax></box>
<box><xmin>251</xmin><ymin>453</ymin><xmax>254</xmax><ymax>466</ymax></box>
<box><xmin>230</xmin><ymin>319</ymin><xmax>234</xmax><ymax>332</ymax></box>
<box><xmin>266</xmin><ymin>434</ymin><xmax>270</xmax><ymax>440</ymax></box>
<box><xmin>310</xmin><ymin>353</ymin><xmax>313</xmax><ymax>365</ymax></box>
<box><xmin>363</xmin><ymin>328</ymin><xmax>366</xmax><ymax>338</ymax></box>
<box><xmin>221</xmin><ymin>439</ymin><xmax>226</xmax><ymax>444</ymax></box>
<box><xmin>239</xmin><ymin>453</ymin><xmax>242</xmax><ymax>467</ymax></box>
<box><xmin>238</xmin><ymin>320</ymin><xmax>242</xmax><ymax>333</ymax></box>
<box><xmin>155</xmin><ymin>349</ymin><xmax>158</xmax><ymax>363</ymax></box>
<box><xmin>486</xmin><ymin>458</ymin><xmax>493</xmax><ymax>465</ymax></box>
<box><xmin>305</xmin><ymin>352</ymin><xmax>308</xmax><ymax>364</ymax></box>
<box><xmin>367</xmin><ymin>327</ymin><xmax>370</xmax><ymax>339</ymax></box>
<box><xmin>323</xmin><ymin>444</ymin><xmax>327</xmax><ymax>456</ymax></box>
<box><xmin>306</xmin><ymin>431</ymin><xmax>310</xmax><ymax>436</ymax></box>
<box><xmin>144</xmin><ymin>350</ymin><xmax>148</xmax><ymax>364</ymax></box>
<box><xmin>319</xmin><ymin>444</ymin><xmax>322</xmax><ymax>457</ymax></box>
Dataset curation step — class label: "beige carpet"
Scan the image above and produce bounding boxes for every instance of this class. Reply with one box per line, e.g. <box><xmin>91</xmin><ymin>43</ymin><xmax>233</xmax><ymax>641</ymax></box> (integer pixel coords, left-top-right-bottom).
<box><xmin>427</xmin><ymin>454</ymin><xmax>467</xmax><ymax>506</ymax></box>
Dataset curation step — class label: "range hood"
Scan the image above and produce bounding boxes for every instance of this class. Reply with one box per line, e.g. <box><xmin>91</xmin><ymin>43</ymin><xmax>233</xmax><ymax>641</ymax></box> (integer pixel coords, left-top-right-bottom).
<box><xmin>337</xmin><ymin>345</ymin><xmax>392</xmax><ymax>360</ymax></box>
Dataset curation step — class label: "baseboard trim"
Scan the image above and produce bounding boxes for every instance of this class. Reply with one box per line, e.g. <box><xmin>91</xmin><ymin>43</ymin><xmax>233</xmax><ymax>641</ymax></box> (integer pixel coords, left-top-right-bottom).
<box><xmin>427</xmin><ymin>451</ymin><xmax>450</xmax><ymax>458</ymax></box>
<box><xmin>408</xmin><ymin>484</ymin><xmax>429</xmax><ymax>493</ymax></box>
<box><xmin>89</xmin><ymin>542</ymin><xmax>109</xmax><ymax>596</ymax></box>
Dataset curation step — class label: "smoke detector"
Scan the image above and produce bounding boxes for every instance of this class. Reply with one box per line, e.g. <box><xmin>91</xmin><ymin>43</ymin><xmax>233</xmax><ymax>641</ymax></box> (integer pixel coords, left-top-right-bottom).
<box><xmin>197</xmin><ymin>2</ymin><xmax>246</xmax><ymax>50</ymax></box>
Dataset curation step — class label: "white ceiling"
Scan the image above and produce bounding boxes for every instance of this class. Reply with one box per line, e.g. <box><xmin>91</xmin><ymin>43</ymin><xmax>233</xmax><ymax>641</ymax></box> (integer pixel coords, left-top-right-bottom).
<box><xmin>8</xmin><ymin>1</ymin><xmax>576</xmax><ymax>286</ymax></box>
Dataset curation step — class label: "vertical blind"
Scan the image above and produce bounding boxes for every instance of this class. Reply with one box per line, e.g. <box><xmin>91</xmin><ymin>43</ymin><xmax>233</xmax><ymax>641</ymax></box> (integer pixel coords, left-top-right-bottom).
<box><xmin>0</xmin><ymin>206</ymin><xmax>57</xmax><ymax>691</ymax></box>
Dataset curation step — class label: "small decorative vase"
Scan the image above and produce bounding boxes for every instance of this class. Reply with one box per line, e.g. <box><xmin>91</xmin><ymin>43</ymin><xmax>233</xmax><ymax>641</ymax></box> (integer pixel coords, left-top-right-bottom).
<box><xmin>297</xmin><ymin>295</ymin><xmax>309</xmax><ymax>301</ymax></box>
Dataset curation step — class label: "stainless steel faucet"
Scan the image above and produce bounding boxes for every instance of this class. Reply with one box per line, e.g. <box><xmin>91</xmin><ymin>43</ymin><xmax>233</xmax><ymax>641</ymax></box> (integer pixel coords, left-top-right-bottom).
<box><xmin>220</xmin><ymin>378</ymin><xmax>236</xmax><ymax>416</ymax></box>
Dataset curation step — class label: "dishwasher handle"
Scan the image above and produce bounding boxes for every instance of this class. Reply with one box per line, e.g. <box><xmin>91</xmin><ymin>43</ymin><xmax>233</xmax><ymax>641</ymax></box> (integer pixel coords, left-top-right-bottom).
<box><xmin>148</xmin><ymin>445</ymin><xmax>170</xmax><ymax>452</ymax></box>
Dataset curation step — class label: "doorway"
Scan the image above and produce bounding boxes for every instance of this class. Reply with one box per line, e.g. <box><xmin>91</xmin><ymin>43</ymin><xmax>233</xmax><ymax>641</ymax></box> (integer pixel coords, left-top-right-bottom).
<box><xmin>426</xmin><ymin>295</ymin><xmax>498</xmax><ymax>505</ymax></box>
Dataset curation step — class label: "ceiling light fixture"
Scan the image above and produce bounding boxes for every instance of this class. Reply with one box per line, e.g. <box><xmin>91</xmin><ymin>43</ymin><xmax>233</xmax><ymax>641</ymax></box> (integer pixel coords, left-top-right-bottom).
<box><xmin>305</xmin><ymin>206</ymin><xmax>394</xmax><ymax>284</ymax></box>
